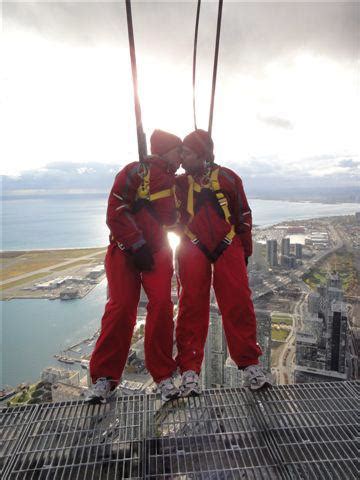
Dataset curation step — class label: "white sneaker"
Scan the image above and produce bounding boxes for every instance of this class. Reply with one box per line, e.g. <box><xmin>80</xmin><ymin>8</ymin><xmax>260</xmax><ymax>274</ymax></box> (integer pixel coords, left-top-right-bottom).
<box><xmin>157</xmin><ymin>377</ymin><xmax>181</xmax><ymax>402</ymax></box>
<box><xmin>85</xmin><ymin>377</ymin><xmax>116</xmax><ymax>404</ymax></box>
<box><xmin>243</xmin><ymin>365</ymin><xmax>272</xmax><ymax>391</ymax></box>
<box><xmin>180</xmin><ymin>370</ymin><xmax>201</xmax><ymax>397</ymax></box>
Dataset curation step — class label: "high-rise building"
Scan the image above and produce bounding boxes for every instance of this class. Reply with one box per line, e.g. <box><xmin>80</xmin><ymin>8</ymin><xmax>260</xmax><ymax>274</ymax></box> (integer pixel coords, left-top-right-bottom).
<box><xmin>281</xmin><ymin>238</ymin><xmax>291</xmax><ymax>256</ymax></box>
<box><xmin>252</xmin><ymin>241</ymin><xmax>266</xmax><ymax>270</ymax></box>
<box><xmin>201</xmin><ymin>303</ymin><xmax>227</xmax><ymax>388</ymax></box>
<box><xmin>266</xmin><ymin>239</ymin><xmax>278</xmax><ymax>267</ymax></box>
<box><xmin>254</xmin><ymin>309</ymin><xmax>272</xmax><ymax>373</ymax></box>
<box><xmin>325</xmin><ymin>301</ymin><xmax>348</xmax><ymax>374</ymax></box>
<box><xmin>280</xmin><ymin>255</ymin><xmax>296</xmax><ymax>269</ymax></box>
<box><xmin>295</xmin><ymin>273</ymin><xmax>351</xmax><ymax>383</ymax></box>
<box><xmin>308</xmin><ymin>292</ymin><xmax>320</xmax><ymax>314</ymax></box>
<box><xmin>224</xmin><ymin>309</ymin><xmax>271</xmax><ymax>387</ymax></box>
<box><xmin>295</xmin><ymin>243</ymin><xmax>303</xmax><ymax>259</ymax></box>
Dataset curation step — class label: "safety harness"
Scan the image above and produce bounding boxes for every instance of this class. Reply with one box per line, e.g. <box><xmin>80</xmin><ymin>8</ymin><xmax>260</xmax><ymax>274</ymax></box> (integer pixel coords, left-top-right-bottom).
<box><xmin>184</xmin><ymin>167</ymin><xmax>235</xmax><ymax>262</ymax></box>
<box><xmin>133</xmin><ymin>164</ymin><xmax>177</xmax><ymax>224</ymax></box>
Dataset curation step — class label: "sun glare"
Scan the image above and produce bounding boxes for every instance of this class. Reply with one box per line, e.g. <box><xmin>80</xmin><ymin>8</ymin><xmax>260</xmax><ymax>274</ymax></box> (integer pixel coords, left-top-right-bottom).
<box><xmin>168</xmin><ymin>232</ymin><xmax>180</xmax><ymax>252</ymax></box>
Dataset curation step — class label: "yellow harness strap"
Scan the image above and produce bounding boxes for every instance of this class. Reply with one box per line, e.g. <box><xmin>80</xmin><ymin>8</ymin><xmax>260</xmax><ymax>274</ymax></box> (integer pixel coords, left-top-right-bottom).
<box><xmin>210</xmin><ymin>168</ymin><xmax>236</xmax><ymax>242</ymax></box>
<box><xmin>136</xmin><ymin>168</ymin><xmax>174</xmax><ymax>202</ymax></box>
<box><xmin>186</xmin><ymin>168</ymin><xmax>236</xmax><ymax>243</ymax></box>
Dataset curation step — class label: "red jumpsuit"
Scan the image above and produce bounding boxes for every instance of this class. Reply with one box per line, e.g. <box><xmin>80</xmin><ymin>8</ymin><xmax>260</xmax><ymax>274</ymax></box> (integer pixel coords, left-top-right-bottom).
<box><xmin>90</xmin><ymin>156</ymin><xmax>177</xmax><ymax>384</ymax></box>
<box><xmin>175</xmin><ymin>165</ymin><xmax>262</xmax><ymax>374</ymax></box>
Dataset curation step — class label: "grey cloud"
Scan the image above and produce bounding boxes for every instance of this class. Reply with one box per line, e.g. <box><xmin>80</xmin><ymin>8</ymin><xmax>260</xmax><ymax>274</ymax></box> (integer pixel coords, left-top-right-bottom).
<box><xmin>257</xmin><ymin>115</ymin><xmax>294</xmax><ymax>130</ymax></box>
<box><xmin>338</xmin><ymin>158</ymin><xmax>360</xmax><ymax>168</ymax></box>
<box><xmin>4</xmin><ymin>2</ymin><xmax>359</xmax><ymax>70</ymax></box>
<box><xmin>2</xmin><ymin>162</ymin><xmax>122</xmax><ymax>192</ymax></box>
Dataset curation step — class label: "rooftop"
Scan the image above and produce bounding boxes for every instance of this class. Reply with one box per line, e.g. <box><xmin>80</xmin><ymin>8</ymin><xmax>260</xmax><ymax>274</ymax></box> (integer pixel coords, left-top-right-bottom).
<box><xmin>1</xmin><ymin>381</ymin><xmax>358</xmax><ymax>479</ymax></box>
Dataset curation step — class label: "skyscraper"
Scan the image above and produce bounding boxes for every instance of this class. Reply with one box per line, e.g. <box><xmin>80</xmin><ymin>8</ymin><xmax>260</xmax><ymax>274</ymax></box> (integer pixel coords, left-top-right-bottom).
<box><xmin>201</xmin><ymin>302</ymin><xmax>227</xmax><ymax>388</ymax></box>
<box><xmin>224</xmin><ymin>309</ymin><xmax>271</xmax><ymax>387</ymax></box>
<box><xmin>295</xmin><ymin>273</ymin><xmax>350</xmax><ymax>383</ymax></box>
<box><xmin>295</xmin><ymin>243</ymin><xmax>303</xmax><ymax>259</ymax></box>
<box><xmin>281</xmin><ymin>238</ymin><xmax>291</xmax><ymax>256</ymax></box>
<box><xmin>266</xmin><ymin>239</ymin><xmax>278</xmax><ymax>267</ymax></box>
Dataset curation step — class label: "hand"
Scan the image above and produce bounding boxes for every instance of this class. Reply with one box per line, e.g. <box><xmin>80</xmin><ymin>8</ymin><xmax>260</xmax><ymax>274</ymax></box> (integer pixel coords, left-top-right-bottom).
<box><xmin>132</xmin><ymin>244</ymin><xmax>154</xmax><ymax>272</ymax></box>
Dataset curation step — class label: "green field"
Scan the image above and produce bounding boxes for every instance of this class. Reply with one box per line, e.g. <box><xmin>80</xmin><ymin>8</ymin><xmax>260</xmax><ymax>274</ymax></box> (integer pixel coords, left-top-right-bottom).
<box><xmin>271</xmin><ymin>313</ymin><xmax>293</xmax><ymax>326</ymax></box>
<box><xmin>271</xmin><ymin>328</ymin><xmax>290</xmax><ymax>342</ymax></box>
<box><xmin>303</xmin><ymin>249</ymin><xmax>359</xmax><ymax>294</ymax></box>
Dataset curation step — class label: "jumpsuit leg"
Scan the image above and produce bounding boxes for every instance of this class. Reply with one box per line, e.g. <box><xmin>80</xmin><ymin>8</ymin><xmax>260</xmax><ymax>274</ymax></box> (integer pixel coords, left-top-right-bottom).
<box><xmin>90</xmin><ymin>243</ymin><xmax>141</xmax><ymax>384</ymax></box>
<box><xmin>213</xmin><ymin>236</ymin><xmax>262</xmax><ymax>367</ymax></box>
<box><xmin>176</xmin><ymin>240</ymin><xmax>212</xmax><ymax>374</ymax></box>
<box><xmin>142</xmin><ymin>247</ymin><xmax>177</xmax><ymax>383</ymax></box>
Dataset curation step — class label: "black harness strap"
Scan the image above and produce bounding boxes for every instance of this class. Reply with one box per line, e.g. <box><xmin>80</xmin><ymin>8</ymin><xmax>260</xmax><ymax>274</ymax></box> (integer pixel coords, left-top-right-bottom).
<box><xmin>208</xmin><ymin>0</ymin><xmax>223</xmax><ymax>136</ymax></box>
<box><xmin>192</xmin><ymin>0</ymin><xmax>201</xmax><ymax>130</ymax></box>
<box><xmin>125</xmin><ymin>0</ymin><xmax>147</xmax><ymax>162</ymax></box>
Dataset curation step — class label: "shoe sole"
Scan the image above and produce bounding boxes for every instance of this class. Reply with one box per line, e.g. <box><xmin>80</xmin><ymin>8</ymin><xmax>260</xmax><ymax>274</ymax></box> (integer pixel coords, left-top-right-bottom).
<box><xmin>249</xmin><ymin>381</ymin><xmax>273</xmax><ymax>392</ymax></box>
<box><xmin>180</xmin><ymin>388</ymin><xmax>201</xmax><ymax>398</ymax></box>
<box><xmin>162</xmin><ymin>392</ymin><xmax>181</xmax><ymax>402</ymax></box>
<box><xmin>84</xmin><ymin>397</ymin><xmax>106</xmax><ymax>405</ymax></box>
<box><xmin>84</xmin><ymin>390</ymin><xmax>116</xmax><ymax>405</ymax></box>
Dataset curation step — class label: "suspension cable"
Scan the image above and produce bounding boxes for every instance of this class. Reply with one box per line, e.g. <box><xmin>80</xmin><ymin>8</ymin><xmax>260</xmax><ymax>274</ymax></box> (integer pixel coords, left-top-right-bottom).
<box><xmin>208</xmin><ymin>0</ymin><xmax>223</xmax><ymax>137</ymax></box>
<box><xmin>192</xmin><ymin>0</ymin><xmax>201</xmax><ymax>130</ymax></box>
<box><xmin>125</xmin><ymin>0</ymin><xmax>147</xmax><ymax>162</ymax></box>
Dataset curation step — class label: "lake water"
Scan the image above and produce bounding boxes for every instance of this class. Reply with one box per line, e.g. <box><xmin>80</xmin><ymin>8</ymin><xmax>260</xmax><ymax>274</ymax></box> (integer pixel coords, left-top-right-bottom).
<box><xmin>2</xmin><ymin>194</ymin><xmax>360</xmax><ymax>251</ymax></box>
<box><xmin>1</xmin><ymin>194</ymin><xmax>360</xmax><ymax>387</ymax></box>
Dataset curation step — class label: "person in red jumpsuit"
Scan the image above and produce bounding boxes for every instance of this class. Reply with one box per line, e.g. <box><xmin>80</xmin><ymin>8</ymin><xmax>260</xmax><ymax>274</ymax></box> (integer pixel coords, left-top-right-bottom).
<box><xmin>175</xmin><ymin>129</ymin><xmax>272</xmax><ymax>395</ymax></box>
<box><xmin>86</xmin><ymin>130</ymin><xmax>183</xmax><ymax>404</ymax></box>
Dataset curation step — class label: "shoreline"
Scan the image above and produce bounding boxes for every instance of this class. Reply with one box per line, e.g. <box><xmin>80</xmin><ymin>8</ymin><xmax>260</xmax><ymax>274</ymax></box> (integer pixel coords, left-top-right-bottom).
<box><xmin>2</xmin><ymin>212</ymin><xmax>359</xmax><ymax>254</ymax></box>
<box><xmin>3</xmin><ymin>191</ymin><xmax>359</xmax><ymax>204</ymax></box>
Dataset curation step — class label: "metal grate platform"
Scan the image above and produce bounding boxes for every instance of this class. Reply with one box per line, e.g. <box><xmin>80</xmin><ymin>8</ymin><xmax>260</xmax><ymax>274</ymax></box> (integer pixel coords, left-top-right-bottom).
<box><xmin>1</xmin><ymin>382</ymin><xmax>358</xmax><ymax>479</ymax></box>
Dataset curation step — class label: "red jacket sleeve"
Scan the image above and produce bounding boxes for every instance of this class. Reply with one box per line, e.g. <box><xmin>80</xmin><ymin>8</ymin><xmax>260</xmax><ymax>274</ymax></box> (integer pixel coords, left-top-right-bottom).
<box><xmin>106</xmin><ymin>163</ymin><xmax>146</xmax><ymax>251</ymax></box>
<box><xmin>220</xmin><ymin>167</ymin><xmax>253</xmax><ymax>257</ymax></box>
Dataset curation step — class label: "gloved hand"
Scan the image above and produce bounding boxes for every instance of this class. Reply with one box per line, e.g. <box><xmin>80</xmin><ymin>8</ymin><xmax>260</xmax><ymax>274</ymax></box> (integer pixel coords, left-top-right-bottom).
<box><xmin>132</xmin><ymin>244</ymin><xmax>154</xmax><ymax>272</ymax></box>
<box><xmin>245</xmin><ymin>256</ymin><xmax>249</xmax><ymax>266</ymax></box>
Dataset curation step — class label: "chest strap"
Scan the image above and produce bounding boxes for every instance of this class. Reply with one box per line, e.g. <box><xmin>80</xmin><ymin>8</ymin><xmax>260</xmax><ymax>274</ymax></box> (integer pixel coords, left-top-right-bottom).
<box><xmin>136</xmin><ymin>167</ymin><xmax>175</xmax><ymax>202</ymax></box>
<box><xmin>185</xmin><ymin>168</ymin><xmax>236</xmax><ymax>248</ymax></box>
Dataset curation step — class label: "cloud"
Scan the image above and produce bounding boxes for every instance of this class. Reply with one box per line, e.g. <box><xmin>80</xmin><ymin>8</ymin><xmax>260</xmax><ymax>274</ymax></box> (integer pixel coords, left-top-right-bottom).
<box><xmin>338</xmin><ymin>158</ymin><xmax>360</xmax><ymax>168</ymax></box>
<box><xmin>257</xmin><ymin>115</ymin><xmax>294</xmax><ymax>130</ymax></box>
<box><xmin>1</xmin><ymin>162</ymin><xmax>123</xmax><ymax>193</ymax></box>
<box><xmin>4</xmin><ymin>2</ymin><xmax>359</xmax><ymax>68</ymax></box>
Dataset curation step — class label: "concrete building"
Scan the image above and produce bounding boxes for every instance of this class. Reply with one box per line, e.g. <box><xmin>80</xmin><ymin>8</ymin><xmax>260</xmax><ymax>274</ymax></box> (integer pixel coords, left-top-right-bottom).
<box><xmin>255</xmin><ymin>309</ymin><xmax>272</xmax><ymax>373</ymax></box>
<box><xmin>295</xmin><ymin>243</ymin><xmax>303</xmax><ymax>259</ymax></box>
<box><xmin>252</xmin><ymin>241</ymin><xmax>266</xmax><ymax>270</ymax></box>
<box><xmin>51</xmin><ymin>383</ymin><xmax>85</xmax><ymax>402</ymax></box>
<box><xmin>41</xmin><ymin>367</ymin><xmax>80</xmax><ymax>386</ymax></box>
<box><xmin>295</xmin><ymin>273</ymin><xmax>351</xmax><ymax>383</ymax></box>
<box><xmin>201</xmin><ymin>303</ymin><xmax>227</xmax><ymax>388</ymax></box>
<box><xmin>324</xmin><ymin>301</ymin><xmax>348</xmax><ymax>374</ymax></box>
<box><xmin>224</xmin><ymin>309</ymin><xmax>271</xmax><ymax>387</ymax></box>
<box><xmin>280</xmin><ymin>255</ymin><xmax>296</xmax><ymax>269</ymax></box>
<box><xmin>266</xmin><ymin>239</ymin><xmax>278</xmax><ymax>267</ymax></box>
<box><xmin>308</xmin><ymin>292</ymin><xmax>321</xmax><ymax>314</ymax></box>
<box><xmin>224</xmin><ymin>356</ymin><xmax>242</xmax><ymax>387</ymax></box>
<box><xmin>281</xmin><ymin>238</ymin><xmax>291</xmax><ymax>256</ymax></box>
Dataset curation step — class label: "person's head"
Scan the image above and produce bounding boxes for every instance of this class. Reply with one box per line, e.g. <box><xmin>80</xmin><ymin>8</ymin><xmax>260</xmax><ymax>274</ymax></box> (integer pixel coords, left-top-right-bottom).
<box><xmin>182</xmin><ymin>129</ymin><xmax>214</xmax><ymax>174</ymax></box>
<box><xmin>150</xmin><ymin>129</ymin><xmax>182</xmax><ymax>173</ymax></box>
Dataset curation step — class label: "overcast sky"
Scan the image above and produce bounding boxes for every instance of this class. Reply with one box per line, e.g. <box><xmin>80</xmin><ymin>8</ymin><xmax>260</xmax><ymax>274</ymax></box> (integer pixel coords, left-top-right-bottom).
<box><xmin>2</xmin><ymin>1</ymin><xmax>359</xmax><ymax>186</ymax></box>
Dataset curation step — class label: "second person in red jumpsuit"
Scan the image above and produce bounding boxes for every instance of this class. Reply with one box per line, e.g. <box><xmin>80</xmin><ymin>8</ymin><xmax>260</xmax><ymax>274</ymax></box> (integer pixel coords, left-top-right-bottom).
<box><xmin>176</xmin><ymin>129</ymin><xmax>272</xmax><ymax>395</ymax></box>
